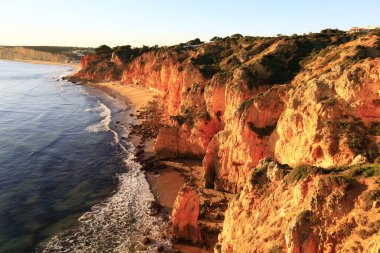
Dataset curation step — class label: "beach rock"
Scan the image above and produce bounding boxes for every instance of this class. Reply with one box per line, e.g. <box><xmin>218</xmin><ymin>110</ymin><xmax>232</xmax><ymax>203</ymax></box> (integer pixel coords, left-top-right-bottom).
<box><xmin>171</xmin><ymin>185</ymin><xmax>202</xmax><ymax>244</ymax></box>
<box><xmin>154</xmin><ymin>126</ymin><xmax>179</xmax><ymax>159</ymax></box>
<box><xmin>148</xmin><ymin>201</ymin><xmax>162</xmax><ymax>216</ymax></box>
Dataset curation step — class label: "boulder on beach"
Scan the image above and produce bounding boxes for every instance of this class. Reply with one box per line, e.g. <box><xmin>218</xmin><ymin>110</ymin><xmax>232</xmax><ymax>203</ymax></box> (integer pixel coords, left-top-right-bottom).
<box><xmin>171</xmin><ymin>185</ymin><xmax>202</xmax><ymax>244</ymax></box>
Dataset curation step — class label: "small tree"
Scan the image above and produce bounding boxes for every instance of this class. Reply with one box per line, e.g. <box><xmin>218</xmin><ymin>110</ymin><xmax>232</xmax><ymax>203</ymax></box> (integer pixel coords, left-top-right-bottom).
<box><xmin>210</xmin><ymin>36</ymin><xmax>222</xmax><ymax>41</ymax></box>
<box><xmin>320</xmin><ymin>28</ymin><xmax>345</xmax><ymax>35</ymax></box>
<box><xmin>113</xmin><ymin>45</ymin><xmax>133</xmax><ymax>61</ymax></box>
<box><xmin>95</xmin><ymin>45</ymin><xmax>112</xmax><ymax>56</ymax></box>
<box><xmin>187</xmin><ymin>38</ymin><xmax>203</xmax><ymax>45</ymax></box>
<box><xmin>231</xmin><ymin>33</ymin><xmax>243</xmax><ymax>38</ymax></box>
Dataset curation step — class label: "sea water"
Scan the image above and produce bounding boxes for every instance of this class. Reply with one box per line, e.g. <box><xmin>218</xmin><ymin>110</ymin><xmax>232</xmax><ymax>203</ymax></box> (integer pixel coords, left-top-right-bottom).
<box><xmin>0</xmin><ymin>60</ymin><xmax>170</xmax><ymax>253</ymax></box>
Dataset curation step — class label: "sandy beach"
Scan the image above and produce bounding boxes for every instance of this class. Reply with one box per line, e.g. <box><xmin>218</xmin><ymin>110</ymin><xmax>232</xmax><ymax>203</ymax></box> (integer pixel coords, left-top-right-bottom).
<box><xmin>80</xmin><ymin>81</ymin><xmax>232</xmax><ymax>253</ymax></box>
<box><xmin>85</xmin><ymin>82</ymin><xmax>157</xmax><ymax>112</ymax></box>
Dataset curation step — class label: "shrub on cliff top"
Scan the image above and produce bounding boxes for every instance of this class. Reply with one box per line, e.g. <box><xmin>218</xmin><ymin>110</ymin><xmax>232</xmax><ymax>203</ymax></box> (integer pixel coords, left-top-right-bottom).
<box><xmin>187</xmin><ymin>38</ymin><xmax>203</xmax><ymax>46</ymax></box>
<box><xmin>95</xmin><ymin>45</ymin><xmax>112</xmax><ymax>56</ymax></box>
<box><xmin>286</xmin><ymin>164</ymin><xmax>327</xmax><ymax>183</ymax></box>
<box><xmin>337</xmin><ymin>118</ymin><xmax>379</xmax><ymax>161</ymax></box>
<box><xmin>320</xmin><ymin>28</ymin><xmax>345</xmax><ymax>35</ymax></box>
<box><xmin>345</xmin><ymin>164</ymin><xmax>380</xmax><ymax>178</ymax></box>
<box><xmin>210</xmin><ymin>36</ymin><xmax>222</xmax><ymax>42</ymax></box>
<box><xmin>112</xmin><ymin>44</ymin><xmax>155</xmax><ymax>64</ymax></box>
<box><xmin>231</xmin><ymin>33</ymin><xmax>243</xmax><ymax>38</ymax></box>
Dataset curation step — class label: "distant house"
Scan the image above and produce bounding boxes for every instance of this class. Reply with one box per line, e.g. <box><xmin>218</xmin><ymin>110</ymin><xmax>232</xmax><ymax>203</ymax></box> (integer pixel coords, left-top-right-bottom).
<box><xmin>348</xmin><ymin>26</ymin><xmax>379</xmax><ymax>34</ymax></box>
<box><xmin>348</xmin><ymin>27</ymin><xmax>366</xmax><ymax>34</ymax></box>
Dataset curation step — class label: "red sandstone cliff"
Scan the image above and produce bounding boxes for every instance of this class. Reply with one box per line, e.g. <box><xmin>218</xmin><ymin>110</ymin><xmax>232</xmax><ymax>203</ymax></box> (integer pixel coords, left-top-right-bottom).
<box><xmin>72</xmin><ymin>30</ymin><xmax>380</xmax><ymax>252</ymax></box>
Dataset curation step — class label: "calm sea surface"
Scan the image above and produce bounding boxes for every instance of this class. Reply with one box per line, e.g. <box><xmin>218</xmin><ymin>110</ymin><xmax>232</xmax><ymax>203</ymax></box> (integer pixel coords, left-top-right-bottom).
<box><xmin>0</xmin><ymin>60</ymin><xmax>169</xmax><ymax>253</ymax></box>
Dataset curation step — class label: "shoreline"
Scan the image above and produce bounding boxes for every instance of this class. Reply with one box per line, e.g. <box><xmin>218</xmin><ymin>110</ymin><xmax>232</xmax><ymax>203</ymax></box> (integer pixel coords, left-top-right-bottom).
<box><xmin>1</xmin><ymin>58</ymin><xmax>81</xmax><ymax>71</ymax></box>
<box><xmin>79</xmin><ymin>80</ymin><xmax>232</xmax><ymax>253</ymax></box>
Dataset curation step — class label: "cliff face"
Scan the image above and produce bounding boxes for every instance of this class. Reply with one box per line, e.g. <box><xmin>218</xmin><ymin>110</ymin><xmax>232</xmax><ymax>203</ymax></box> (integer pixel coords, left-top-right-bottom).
<box><xmin>73</xmin><ymin>30</ymin><xmax>380</xmax><ymax>251</ymax></box>
<box><xmin>204</xmin><ymin>34</ymin><xmax>380</xmax><ymax>192</ymax></box>
<box><xmin>74</xmin><ymin>54</ymin><xmax>121</xmax><ymax>82</ymax></box>
<box><xmin>74</xmin><ymin>32</ymin><xmax>380</xmax><ymax>191</ymax></box>
<box><xmin>122</xmin><ymin>50</ymin><xmax>221</xmax><ymax>158</ymax></box>
<box><xmin>216</xmin><ymin>158</ymin><xmax>380</xmax><ymax>253</ymax></box>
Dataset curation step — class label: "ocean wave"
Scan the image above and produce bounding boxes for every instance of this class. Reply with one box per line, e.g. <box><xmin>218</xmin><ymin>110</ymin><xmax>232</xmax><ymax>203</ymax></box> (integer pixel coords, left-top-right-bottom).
<box><xmin>38</xmin><ymin>168</ymin><xmax>172</xmax><ymax>252</ymax></box>
<box><xmin>85</xmin><ymin>103</ymin><xmax>112</xmax><ymax>133</ymax></box>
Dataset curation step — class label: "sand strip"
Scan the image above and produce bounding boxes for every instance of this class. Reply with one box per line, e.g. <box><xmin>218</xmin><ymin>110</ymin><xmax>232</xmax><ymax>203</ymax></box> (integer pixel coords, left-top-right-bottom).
<box><xmin>3</xmin><ymin>59</ymin><xmax>81</xmax><ymax>71</ymax></box>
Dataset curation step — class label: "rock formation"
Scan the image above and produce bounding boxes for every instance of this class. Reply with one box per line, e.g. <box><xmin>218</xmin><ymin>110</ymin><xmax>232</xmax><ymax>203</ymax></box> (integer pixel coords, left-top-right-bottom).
<box><xmin>215</xmin><ymin>158</ymin><xmax>380</xmax><ymax>252</ymax></box>
<box><xmin>171</xmin><ymin>185</ymin><xmax>202</xmax><ymax>244</ymax></box>
<box><xmin>72</xmin><ymin>29</ymin><xmax>380</xmax><ymax>251</ymax></box>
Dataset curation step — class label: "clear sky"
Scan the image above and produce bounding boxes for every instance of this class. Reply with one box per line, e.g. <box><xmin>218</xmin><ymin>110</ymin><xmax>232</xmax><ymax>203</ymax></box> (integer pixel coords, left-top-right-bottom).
<box><xmin>1</xmin><ymin>0</ymin><xmax>379</xmax><ymax>47</ymax></box>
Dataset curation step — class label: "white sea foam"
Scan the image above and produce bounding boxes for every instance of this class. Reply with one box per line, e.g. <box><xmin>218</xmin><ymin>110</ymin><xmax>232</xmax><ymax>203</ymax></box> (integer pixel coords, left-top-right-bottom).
<box><xmin>39</xmin><ymin>165</ymin><xmax>172</xmax><ymax>252</ymax></box>
<box><xmin>85</xmin><ymin>103</ymin><xmax>112</xmax><ymax>133</ymax></box>
<box><xmin>38</xmin><ymin>99</ymin><xmax>171</xmax><ymax>252</ymax></box>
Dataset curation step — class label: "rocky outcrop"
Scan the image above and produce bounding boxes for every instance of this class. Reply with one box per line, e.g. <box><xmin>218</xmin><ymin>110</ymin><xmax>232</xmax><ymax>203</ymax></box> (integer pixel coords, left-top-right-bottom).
<box><xmin>121</xmin><ymin>50</ymin><xmax>225</xmax><ymax>159</ymax></box>
<box><xmin>215</xmin><ymin>158</ymin><xmax>380</xmax><ymax>253</ymax></box>
<box><xmin>204</xmin><ymin>34</ymin><xmax>380</xmax><ymax>192</ymax></box>
<box><xmin>81</xmin><ymin>54</ymin><xmax>98</xmax><ymax>69</ymax></box>
<box><xmin>275</xmin><ymin>36</ymin><xmax>380</xmax><ymax>168</ymax></box>
<box><xmin>171</xmin><ymin>185</ymin><xmax>202</xmax><ymax>244</ymax></box>
<box><xmin>75</xmin><ymin>54</ymin><xmax>121</xmax><ymax>82</ymax></box>
<box><xmin>203</xmin><ymin>84</ymin><xmax>288</xmax><ymax>192</ymax></box>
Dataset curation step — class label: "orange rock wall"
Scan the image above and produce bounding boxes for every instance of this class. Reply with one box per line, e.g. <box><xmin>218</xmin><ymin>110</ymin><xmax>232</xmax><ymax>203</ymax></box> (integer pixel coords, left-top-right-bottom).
<box><xmin>215</xmin><ymin>159</ymin><xmax>380</xmax><ymax>253</ymax></box>
<box><xmin>76</xmin><ymin>35</ymin><xmax>380</xmax><ymax>194</ymax></box>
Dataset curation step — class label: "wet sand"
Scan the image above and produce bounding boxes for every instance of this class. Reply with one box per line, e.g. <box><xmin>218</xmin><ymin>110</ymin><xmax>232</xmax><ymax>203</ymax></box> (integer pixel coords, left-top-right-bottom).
<box><xmin>86</xmin><ymin>82</ymin><xmax>159</xmax><ymax>112</ymax></box>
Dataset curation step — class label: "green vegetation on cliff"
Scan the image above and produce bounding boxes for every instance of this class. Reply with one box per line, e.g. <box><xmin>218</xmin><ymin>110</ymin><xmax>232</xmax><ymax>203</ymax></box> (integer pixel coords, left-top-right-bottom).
<box><xmin>79</xmin><ymin>29</ymin><xmax>380</xmax><ymax>85</ymax></box>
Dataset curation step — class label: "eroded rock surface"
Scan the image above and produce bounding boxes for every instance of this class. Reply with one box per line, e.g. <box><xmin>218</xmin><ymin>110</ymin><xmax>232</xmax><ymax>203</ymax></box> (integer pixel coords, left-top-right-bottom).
<box><xmin>72</xmin><ymin>30</ymin><xmax>380</xmax><ymax>251</ymax></box>
<box><xmin>171</xmin><ymin>185</ymin><xmax>202</xmax><ymax>244</ymax></box>
<box><xmin>215</xmin><ymin>158</ymin><xmax>380</xmax><ymax>253</ymax></box>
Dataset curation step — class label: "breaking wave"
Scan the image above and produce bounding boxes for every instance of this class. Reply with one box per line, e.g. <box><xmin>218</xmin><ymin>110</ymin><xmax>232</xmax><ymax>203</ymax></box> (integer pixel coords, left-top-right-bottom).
<box><xmin>38</xmin><ymin>167</ymin><xmax>171</xmax><ymax>252</ymax></box>
<box><xmin>37</xmin><ymin>99</ymin><xmax>171</xmax><ymax>252</ymax></box>
<box><xmin>85</xmin><ymin>103</ymin><xmax>112</xmax><ymax>133</ymax></box>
